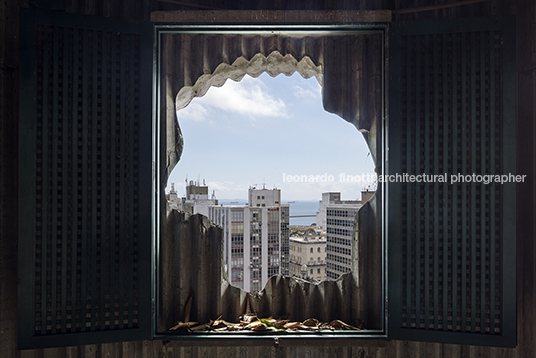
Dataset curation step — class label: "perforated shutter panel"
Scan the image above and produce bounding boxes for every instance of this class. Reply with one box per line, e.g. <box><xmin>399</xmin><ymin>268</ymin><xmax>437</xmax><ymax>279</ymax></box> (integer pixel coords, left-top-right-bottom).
<box><xmin>18</xmin><ymin>10</ymin><xmax>154</xmax><ymax>349</ymax></box>
<box><xmin>388</xmin><ymin>17</ymin><xmax>516</xmax><ymax>347</ymax></box>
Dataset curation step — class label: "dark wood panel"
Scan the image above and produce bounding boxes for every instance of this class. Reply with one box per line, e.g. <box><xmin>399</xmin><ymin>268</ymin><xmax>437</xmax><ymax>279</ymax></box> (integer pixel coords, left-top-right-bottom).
<box><xmin>0</xmin><ymin>0</ymin><xmax>26</xmax><ymax>356</ymax></box>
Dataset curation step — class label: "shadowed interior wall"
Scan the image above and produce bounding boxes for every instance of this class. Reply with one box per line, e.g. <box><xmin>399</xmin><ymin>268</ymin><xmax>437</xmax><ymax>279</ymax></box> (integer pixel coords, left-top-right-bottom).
<box><xmin>1</xmin><ymin>0</ymin><xmax>535</xmax><ymax>357</ymax></box>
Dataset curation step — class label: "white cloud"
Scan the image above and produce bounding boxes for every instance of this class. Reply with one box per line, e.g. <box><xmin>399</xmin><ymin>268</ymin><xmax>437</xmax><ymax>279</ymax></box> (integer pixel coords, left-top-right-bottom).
<box><xmin>186</xmin><ymin>77</ymin><xmax>288</xmax><ymax>119</ymax></box>
<box><xmin>177</xmin><ymin>101</ymin><xmax>210</xmax><ymax>122</ymax></box>
<box><xmin>293</xmin><ymin>82</ymin><xmax>321</xmax><ymax>101</ymax></box>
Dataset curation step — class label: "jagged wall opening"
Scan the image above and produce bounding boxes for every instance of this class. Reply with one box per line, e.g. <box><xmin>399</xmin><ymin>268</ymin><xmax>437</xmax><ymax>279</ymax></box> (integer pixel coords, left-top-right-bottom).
<box><xmin>176</xmin><ymin>52</ymin><xmax>322</xmax><ymax>110</ymax></box>
<box><xmin>169</xmin><ymin>70</ymin><xmax>375</xmax><ymax>293</ymax></box>
<box><xmin>158</xmin><ymin>31</ymin><xmax>383</xmax><ymax>333</ymax></box>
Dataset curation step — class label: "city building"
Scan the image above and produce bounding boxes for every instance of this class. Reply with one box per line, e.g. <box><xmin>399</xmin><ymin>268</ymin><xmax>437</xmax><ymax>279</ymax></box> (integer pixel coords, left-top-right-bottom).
<box><xmin>280</xmin><ymin>205</ymin><xmax>290</xmax><ymax>277</ymax></box>
<box><xmin>316</xmin><ymin>190</ymin><xmax>374</xmax><ymax>229</ymax></box>
<box><xmin>167</xmin><ymin>180</ymin><xmax>218</xmax><ymax>217</ymax></box>
<box><xmin>289</xmin><ymin>227</ymin><xmax>327</xmax><ymax>282</ymax></box>
<box><xmin>321</xmin><ymin>190</ymin><xmax>375</xmax><ymax>280</ymax></box>
<box><xmin>208</xmin><ymin>186</ymin><xmax>289</xmax><ymax>292</ymax></box>
<box><xmin>249</xmin><ymin>187</ymin><xmax>281</xmax><ymax>207</ymax></box>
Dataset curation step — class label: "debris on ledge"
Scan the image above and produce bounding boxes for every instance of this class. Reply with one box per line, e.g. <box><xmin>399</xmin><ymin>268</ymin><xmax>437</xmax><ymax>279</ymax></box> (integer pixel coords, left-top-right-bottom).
<box><xmin>169</xmin><ymin>316</ymin><xmax>363</xmax><ymax>333</ymax></box>
<box><xmin>168</xmin><ymin>292</ymin><xmax>364</xmax><ymax>333</ymax></box>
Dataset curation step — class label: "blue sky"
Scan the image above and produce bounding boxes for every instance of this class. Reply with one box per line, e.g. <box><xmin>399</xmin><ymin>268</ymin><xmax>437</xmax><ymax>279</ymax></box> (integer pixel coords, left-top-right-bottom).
<box><xmin>167</xmin><ymin>72</ymin><xmax>376</xmax><ymax>201</ymax></box>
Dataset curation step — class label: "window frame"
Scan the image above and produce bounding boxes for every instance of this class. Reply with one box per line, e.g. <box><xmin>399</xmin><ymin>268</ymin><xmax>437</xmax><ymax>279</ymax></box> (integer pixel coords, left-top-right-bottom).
<box><xmin>153</xmin><ymin>22</ymin><xmax>389</xmax><ymax>343</ymax></box>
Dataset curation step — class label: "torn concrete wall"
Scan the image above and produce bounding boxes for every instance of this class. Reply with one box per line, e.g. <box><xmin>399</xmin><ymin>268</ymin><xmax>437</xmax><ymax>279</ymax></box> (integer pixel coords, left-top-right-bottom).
<box><xmin>159</xmin><ymin>31</ymin><xmax>383</xmax><ymax>185</ymax></box>
<box><xmin>159</xmin><ymin>204</ymin><xmax>381</xmax><ymax>330</ymax></box>
<box><xmin>158</xmin><ymin>30</ymin><xmax>383</xmax><ymax>331</ymax></box>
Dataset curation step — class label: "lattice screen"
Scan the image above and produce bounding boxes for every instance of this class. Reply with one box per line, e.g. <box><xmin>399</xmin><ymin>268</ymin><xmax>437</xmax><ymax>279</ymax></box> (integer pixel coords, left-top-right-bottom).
<box><xmin>388</xmin><ymin>18</ymin><xmax>516</xmax><ymax>347</ymax></box>
<box><xmin>19</xmin><ymin>10</ymin><xmax>153</xmax><ymax>349</ymax></box>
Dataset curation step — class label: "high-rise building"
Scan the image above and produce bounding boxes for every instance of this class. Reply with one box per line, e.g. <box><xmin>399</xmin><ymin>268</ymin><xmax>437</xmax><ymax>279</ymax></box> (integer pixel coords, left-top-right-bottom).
<box><xmin>280</xmin><ymin>205</ymin><xmax>290</xmax><ymax>277</ymax></box>
<box><xmin>209</xmin><ymin>187</ymin><xmax>289</xmax><ymax>292</ymax></box>
<box><xmin>316</xmin><ymin>190</ymin><xmax>374</xmax><ymax>230</ymax></box>
<box><xmin>322</xmin><ymin>190</ymin><xmax>375</xmax><ymax>280</ymax></box>
<box><xmin>248</xmin><ymin>187</ymin><xmax>281</xmax><ymax>207</ymax></box>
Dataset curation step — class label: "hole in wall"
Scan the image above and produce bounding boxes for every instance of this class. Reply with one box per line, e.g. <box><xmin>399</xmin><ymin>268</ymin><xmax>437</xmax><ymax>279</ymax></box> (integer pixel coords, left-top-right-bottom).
<box><xmin>166</xmin><ymin>70</ymin><xmax>376</xmax><ymax>294</ymax></box>
<box><xmin>158</xmin><ymin>36</ymin><xmax>385</xmax><ymax>332</ymax></box>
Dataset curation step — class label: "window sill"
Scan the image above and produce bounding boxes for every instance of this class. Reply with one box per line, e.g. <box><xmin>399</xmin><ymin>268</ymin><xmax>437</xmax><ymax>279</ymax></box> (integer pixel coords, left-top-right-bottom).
<box><xmin>154</xmin><ymin>330</ymin><xmax>388</xmax><ymax>347</ymax></box>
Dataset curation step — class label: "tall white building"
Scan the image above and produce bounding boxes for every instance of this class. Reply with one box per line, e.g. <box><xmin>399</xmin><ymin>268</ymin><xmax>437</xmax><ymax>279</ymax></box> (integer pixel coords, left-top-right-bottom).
<box><xmin>322</xmin><ymin>190</ymin><xmax>375</xmax><ymax>280</ymax></box>
<box><xmin>316</xmin><ymin>190</ymin><xmax>374</xmax><ymax>229</ymax></box>
<box><xmin>209</xmin><ymin>187</ymin><xmax>289</xmax><ymax>292</ymax></box>
<box><xmin>316</xmin><ymin>192</ymin><xmax>343</xmax><ymax>230</ymax></box>
<box><xmin>280</xmin><ymin>205</ymin><xmax>290</xmax><ymax>277</ymax></box>
<box><xmin>248</xmin><ymin>187</ymin><xmax>281</xmax><ymax>207</ymax></box>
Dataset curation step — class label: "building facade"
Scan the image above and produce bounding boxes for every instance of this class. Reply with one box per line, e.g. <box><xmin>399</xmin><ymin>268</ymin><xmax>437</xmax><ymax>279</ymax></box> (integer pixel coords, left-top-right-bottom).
<box><xmin>167</xmin><ymin>180</ymin><xmax>218</xmax><ymax>217</ymax></box>
<box><xmin>248</xmin><ymin>187</ymin><xmax>281</xmax><ymax>207</ymax></box>
<box><xmin>325</xmin><ymin>205</ymin><xmax>360</xmax><ymax>280</ymax></box>
<box><xmin>321</xmin><ymin>190</ymin><xmax>374</xmax><ymax>280</ymax></box>
<box><xmin>289</xmin><ymin>227</ymin><xmax>327</xmax><ymax>282</ymax></box>
<box><xmin>316</xmin><ymin>190</ymin><xmax>374</xmax><ymax>229</ymax></box>
<box><xmin>280</xmin><ymin>205</ymin><xmax>290</xmax><ymax>277</ymax></box>
<box><xmin>209</xmin><ymin>187</ymin><xmax>289</xmax><ymax>292</ymax></box>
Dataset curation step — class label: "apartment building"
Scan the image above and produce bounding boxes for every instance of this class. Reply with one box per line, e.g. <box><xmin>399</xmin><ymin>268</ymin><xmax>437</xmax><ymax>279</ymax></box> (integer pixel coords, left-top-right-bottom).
<box><xmin>321</xmin><ymin>190</ymin><xmax>375</xmax><ymax>280</ymax></box>
<box><xmin>209</xmin><ymin>187</ymin><xmax>289</xmax><ymax>292</ymax></box>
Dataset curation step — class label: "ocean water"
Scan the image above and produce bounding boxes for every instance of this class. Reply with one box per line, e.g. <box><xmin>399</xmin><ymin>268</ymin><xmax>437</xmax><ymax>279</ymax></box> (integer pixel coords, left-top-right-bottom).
<box><xmin>217</xmin><ymin>199</ymin><xmax>249</xmax><ymax>206</ymax></box>
<box><xmin>284</xmin><ymin>200</ymin><xmax>319</xmax><ymax>226</ymax></box>
<box><xmin>217</xmin><ymin>199</ymin><xmax>319</xmax><ymax>226</ymax></box>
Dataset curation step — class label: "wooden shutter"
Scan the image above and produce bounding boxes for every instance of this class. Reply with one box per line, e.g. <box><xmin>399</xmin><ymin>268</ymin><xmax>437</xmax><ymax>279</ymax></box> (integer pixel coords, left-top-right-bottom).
<box><xmin>18</xmin><ymin>9</ymin><xmax>154</xmax><ymax>349</ymax></box>
<box><xmin>387</xmin><ymin>17</ymin><xmax>516</xmax><ymax>347</ymax></box>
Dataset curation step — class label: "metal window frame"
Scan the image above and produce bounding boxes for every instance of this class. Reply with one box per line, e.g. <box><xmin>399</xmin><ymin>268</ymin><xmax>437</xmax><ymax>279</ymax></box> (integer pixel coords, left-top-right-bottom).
<box><xmin>152</xmin><ymin>22</ymin><xmax>389</xmax><ymax>344</ymax></box>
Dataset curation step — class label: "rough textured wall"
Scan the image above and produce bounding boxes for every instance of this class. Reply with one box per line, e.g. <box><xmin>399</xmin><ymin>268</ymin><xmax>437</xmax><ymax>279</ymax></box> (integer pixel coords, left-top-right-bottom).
<box><xmin>1</xmin><ymin>0</ymin><xmax>536</xmax><ymax>357</ymax></box>
<box><xmin>160</xmin><ymin>211</ymin><xmax>370</xmax><ymax>330</ymax></box>
<box><xmin>157</xmin><ymin>27</ymin><xmax>384</xmax><ymax>332</ymax></box>
<box><xmin>158</xmin><ymin>29</ymin><xmax>383</xmax><ymax>184</ymax></box>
